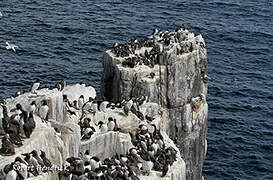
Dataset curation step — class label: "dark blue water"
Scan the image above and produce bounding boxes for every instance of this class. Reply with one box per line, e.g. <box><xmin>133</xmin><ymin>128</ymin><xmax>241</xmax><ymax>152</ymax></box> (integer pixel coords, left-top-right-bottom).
<box><xmin>1</xmin><ymin>1</ymin><xmax>273</xmax><ymax>179</ymax></box>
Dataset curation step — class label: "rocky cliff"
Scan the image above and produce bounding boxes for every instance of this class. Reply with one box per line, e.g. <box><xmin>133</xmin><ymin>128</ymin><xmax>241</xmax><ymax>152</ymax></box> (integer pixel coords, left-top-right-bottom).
<box><xmin>101</xmin><ymin>28</ymin><xmax>208</xmax><ymax>179</ymax></box>
<box><xmin>0</xmin><ymin>84</ymin><xmax>186</xmax><ymax>179</ymax></box>
<box><xmin>0</xmin><ymin>27</ymin><xmax>207</xmax><ymax>180</ymax></box>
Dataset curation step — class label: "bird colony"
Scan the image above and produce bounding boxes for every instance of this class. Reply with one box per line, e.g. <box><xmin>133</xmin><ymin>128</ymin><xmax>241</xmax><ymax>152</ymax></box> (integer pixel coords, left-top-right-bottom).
<box><xmin>0</xmin><ymin>27</ymin><xmax>189</xmax><ymax>180</ymax></box>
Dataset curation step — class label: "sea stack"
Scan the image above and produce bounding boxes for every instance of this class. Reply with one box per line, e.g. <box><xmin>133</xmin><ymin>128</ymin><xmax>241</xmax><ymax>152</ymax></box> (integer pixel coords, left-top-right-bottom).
<box><xmin>101</xmin><ymin>27</ymin><xmax>208</xmax><ymax>179</ymax></box>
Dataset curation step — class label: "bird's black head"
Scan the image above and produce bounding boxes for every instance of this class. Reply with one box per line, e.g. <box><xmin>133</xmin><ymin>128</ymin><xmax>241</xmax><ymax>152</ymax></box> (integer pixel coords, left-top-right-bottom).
<box><xmin>35</xmin><ymin>78</ymin><xmax>40</xmax><ymax>83</ymax></box>
<box><xmin>63</xmin><ymin>95</ymin><xmax>68</xmax><ymax>100</ymax></box>
<box><xmin>98</xmin><ymin>121</ymin><xmax>103</xmax><ymax>126</ymax></box>
<box><xmin>40</xmin><ymin>150</ymin><xmax>46</xmax><ymax>157</ymax></box>
<box><xmin>42</xmin><ymin>100</ymin><xmax>48</xmax><ymax>105</ymax></box>
<box><xmin>16</xmin><ymin>103</ymin><xmax>22</xmax><ymax>110</ymax></box>
<box><xmin>85</xmin><ymin>150</ymin><xmax>90</xmax><ymax>155</ymax></box>
<box><xmin>31</xmin><ymin>150</ymin><xmax>38</xmax><ymax>156</ymax></box>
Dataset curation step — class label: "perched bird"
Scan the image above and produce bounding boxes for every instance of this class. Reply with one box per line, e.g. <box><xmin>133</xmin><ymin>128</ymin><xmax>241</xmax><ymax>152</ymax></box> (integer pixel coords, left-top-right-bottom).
<box><xmin>27</xmin><ymin>101</ymin><xmax>36</xmax><ymax>114</ymax></box>
<box><xmin>107</xmin><ymin>117</ymin><xmax>115</xmax><ymax>131</ymax></box>
<box><xmin>23</xmin><ymin>111</ymin><xmax>36</xmax><ymax>138</ymax></box>
<box><xmin>40</xmin><ymin>150</ymin><xmax>52</xmax><ymax>168</ymax></box>
<box><xmin>31</xmin><ymin>150</ymin><xmax>45</xmax><ymax>168</ymax></box>
<box><xmin>161</xmin><ymin>159</ymin><xmax>169</xmax><ymax>177</ymax></box>
<box><xmin>153</xmin><ymin>28</ymin><xmax>159</xmax><ymax>36</ymax></box>
<box><xmin>83</xmin><ymin>150</ymin><xmax>91</xmax><ymax>163</ymax></box>
<box><xmin>5</xmin><ymin>168</ymin><xmax>18</xmax><ymax>180</ymax></box>
<box><xmin>6</xmin><ymin>42</ymin><xmax>18</xmax><ymax>52</ymax></box>
<box><xmin>90</xmin><ymin>156</ymin><xmax>100</xmax><ymax>171</ymax></box>
<box><xmin>11</xmin><ymin>91</ymin><xmax>21</xmax><ymax>98</ymax></box>
<box><xmin>78</xmin><ymin>95</ymin><xmax>85</xmax><ymax>109</ymax></box>
<box><xmin>123</xmin><ymin>104</ymin><xmax>130</xmax><ymax>116</ymax></box>
<box><xmin>141</xmin><ymin>155</ymin><xmax>153</xmax><ymax>176</ymax></box>
<box><xmin>0</xmin><ymin>135</ymin><xmax>15</xmax><ymax>155</ymax></box>
<box><xmin>30</xmin><ymin>78</ymin><xmax>40</xmax><ymax>94</ymax></box>
<box><xmin>39</xmin><ymin>100</ymin><xmax>49</xmax><ymax>123</ymax></box>
<box><xmin>98</xmin><ymin>121</ymin><xmax>107</xmax><ymax>134</ymax></box>
<box><xmin>99</xmin><ymin>101</ymin><xmax>108</xmax><ymax>112</ymax></box>
<box><xmin>60</xmin><ymin>78</ymin><xmax>66</xmax><ymax>91</ymax></box>
<box><xmin>145</xmin><ymin>115</ymin><xmax>154</xmax><ymax>122</ymax></box>
<box><xmin>81</xmin><ymin>131</ymin><xmax>93</xmax><ymax>141</ymax></box>
<box><xmin>14</xmin><ymin>157</ymin><xmax>28</xmax><ymax>179</ymax></box>
<box><xmin>22</xmin><ymin>153</ymin><xmax>39</xmax><ymax>176</ymax></box>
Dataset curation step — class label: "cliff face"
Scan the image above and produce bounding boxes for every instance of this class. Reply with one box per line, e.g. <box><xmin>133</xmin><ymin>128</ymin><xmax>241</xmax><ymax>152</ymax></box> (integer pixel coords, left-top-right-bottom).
<box><xmin>0</xmin><ymin>84</ymin><xmax>187</xmax><ymax>179</ymax></box>
<box><xmin>101</xmin><ymin>29</ymin><xmax>208</xmax><ymax>179</ymax></box>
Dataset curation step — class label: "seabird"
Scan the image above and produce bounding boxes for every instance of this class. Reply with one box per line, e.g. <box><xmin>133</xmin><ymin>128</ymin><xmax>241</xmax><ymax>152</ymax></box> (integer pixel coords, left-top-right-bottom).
<box><xmin>107</xmin><ymin>117</ymin><xmax>115</xmax><ymax>131</ymax></box>
<box><xmin>26</xmin><ymin>101</ymin><xmax>36</xmax><ymax>115</ymax></box>
<box><xmin>150</xmin><ymin>72</ymin><xmax>155</xmax><ymax>79</ymax></box>
<box><xmin>83</xmin><ymin>150</ymin><xmax>91</xmax><ymax>163</ymax></box>
<box><xmin>81</xmin><ymin>130</ymin><xmax>93</xmax><ymax>141</ymax></box>
<box><xmin>99</xmin><ymin>100</ymin><xmax>108</xmax><ymax>112</ymax></box>
<box><xmin>39</xmin><ymin>100</ymin><xmax>49</xmax><ymax>123</ymax></box>
<box><xmin>78</xmin><ymin>95</ymin><xmax>85</xmax><ymax>109</ymax></box>
<box><xmin>23</xmin><ymin>111</ymin><xmax>36</xmax><ymax>138</ymax></box>
<box><xmin>14</xmin><ymin>157</ymin><xmax>28</xmax><ymax>179</ymax></box>
<box><xmin>141</xmin><ymin>155</ymin><xmax>153</xmax><ymax>176</ymax></box>
<box><xmin>30</xmin><ymin>78</ymin><xmax>40</xmax><ymax>94</ymax></box>
<box><xmin>31</xmin><ymin>150</ymin><xmax>45</xmax><ymax>168</ymax></box>
<box><xmin>82</xmin><ymin>97</ymin><xmax>94</xmax><ymax>113</ymax></box>
<box><xmin>123</xmin><ymin>104</ymin><xmax>129</xmax><ymax>116</ymax></box>
<box><xmin>40</xmin><ymin>150</ymin><xmax>52</xmax><ymax>168</ymax></box>
<box><xmin>5</xmin><ymin>168</ymin><xmax>18</xmax><ymax>180</ymax></box>
<box><xmin>153</xmin><ymin>28</ymin><xmax>158</xmax><ymax>36</ymax></box>
<box><xmin>12</xmin><ymin>91</ymin><xmax>21</xmax><ymax>98</ymax></box>
<box><xmin>145</xmin><ymin>115</ymin><xmax>154</xmax><ymax>122</ymax></box>
<box><xmin>6</xmin><ymin>42</ymin><xmax>18</xmax><ymax>52</ymax></box>
<box><xmin>90</xmin><ymin>156</ymin><xmax>101</xmax><ymax>171</ymax></box>
<box><xmin>98</xmin><ymin>121</ymin><xmax>107</xmax><ymax>134</ymax></box>
<box><xmin>161</xmin><ymin>159</ymin><xmax>169</xmax><ymax>177</ymax></box>
<box><xmin>0</xmin><ymin>135</ymin><xmax>15</xmax><ymax>155</ymax></box>
<box><xmin>60</xmin><ymin>78</ymin><xmax>66</xmax><ymax>91</ymax></box>
<box><xmin>22</xmin><ymin>153</ymin><xmax>39</xmax><ymax>176</ymax></box>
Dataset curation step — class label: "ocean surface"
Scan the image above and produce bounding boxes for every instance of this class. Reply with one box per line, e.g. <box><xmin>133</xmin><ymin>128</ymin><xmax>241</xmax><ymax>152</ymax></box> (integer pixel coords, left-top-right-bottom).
<box><xmin>0</xmin><ymin>0</ymin><xmax>273</xmax><ymax>179</ymax></box>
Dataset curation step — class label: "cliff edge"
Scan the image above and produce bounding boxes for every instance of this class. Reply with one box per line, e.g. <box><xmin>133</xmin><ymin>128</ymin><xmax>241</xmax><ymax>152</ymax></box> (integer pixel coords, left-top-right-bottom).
<box><xmin>101</xmin><ymin>27</ymin><xmax>208</xmax><ymax>180</ymax></box>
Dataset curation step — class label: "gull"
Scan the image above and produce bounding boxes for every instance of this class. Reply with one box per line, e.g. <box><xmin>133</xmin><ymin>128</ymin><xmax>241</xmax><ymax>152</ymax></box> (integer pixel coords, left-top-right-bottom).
<box><xmin>6</xmin><ymin>42</ymin><xmax>18</xmax><ymax>52</ymax></box>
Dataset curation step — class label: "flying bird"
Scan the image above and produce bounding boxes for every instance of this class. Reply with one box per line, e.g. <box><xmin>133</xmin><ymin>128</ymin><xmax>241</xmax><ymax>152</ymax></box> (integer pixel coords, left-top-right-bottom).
<box><xmin>6</xmin><ymin>42</ymin><xmax>18</xmax><ymax>52</ymax></box>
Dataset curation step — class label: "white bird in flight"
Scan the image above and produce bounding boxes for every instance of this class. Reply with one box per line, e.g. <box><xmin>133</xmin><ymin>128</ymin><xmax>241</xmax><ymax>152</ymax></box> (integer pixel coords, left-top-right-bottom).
<box><xmin>6</xmin><ymin>42</ymin><xmax>18</xmax><ymax>52</ymax></box>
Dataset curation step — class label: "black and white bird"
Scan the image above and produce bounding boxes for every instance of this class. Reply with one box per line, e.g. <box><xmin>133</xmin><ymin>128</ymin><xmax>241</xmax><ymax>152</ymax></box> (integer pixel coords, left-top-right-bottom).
<box><xmin>31</xmin><ymin>150</ymin><xmax>45</xmax><ymax>168</ymax></box>
<box><xmin>30</xmin><ymin>78</ymin><xmax>40</xmax><ymax>94</ymax></box>
<box><xmin>107</xmin><ymin>117</ymin><xmax>115</xmax><ymax>131</ymax></box>
<box><xmin>22</xmin><ymin>152</ymin><xmax>40</xmax><ymax>176</ymax></box>
<box><xmin>98</xmin><ymin>121</ymin><xmax>107</xmax><ymax>134</ymax></box>
<box><xmin>40</xmin><ymin>150</ymin><xmax>52</xmax><ymax>168</ymax></box>
<box><xmin>6</xmin><ymin>42</ymin><xmax>18</xmax><ymax>52</ymax></box>
<box><xmin>60</xmin><ymin>78</ymin><xmax>66</xmax><ymax>91</ymax></box>
<box><xmin>14</xmin><ymin>157</ymin><xmax>28</xmax><ymax>179</ymax></box>
<box><xmin>90</xmin><ymin>156</ymin><xmax>101</xmax><ymax>171</ymax></box>
<box><xmin>83</xmin><ymin>150</ymin><xmax>91</xmax><ymax>163</ymax></box>
<box><xmin>78</xmin><ymin>95</ymin><xmax>85</xmax><ymax>109</ymax></box>
<box><xmin>5</xmin><ymin>167</ymin><xmax>18</xmax><ymax>180</ymax></box>
<box><xmin>141</xmin><ymin>155</ymin><xmax>153</xmax><ymax>176</ymax></box>
<box><xmin>39</xmin><ymin>100</ymin><xmax>49</xmax><ymax>123</ymax></box>
<box><xmin>153</xmin><ymin>28</ymin><xmax>159</xmax><ymax>36</ymax></box>
<box><xmin>99</xmin><ymin>101</ymin><xmax>108</xmax><ymax>112</ymax></box>
<box><xmin>23</xmin><ymin>111</ymin><xmax>36</xmax><ymax>138</ymax></box>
